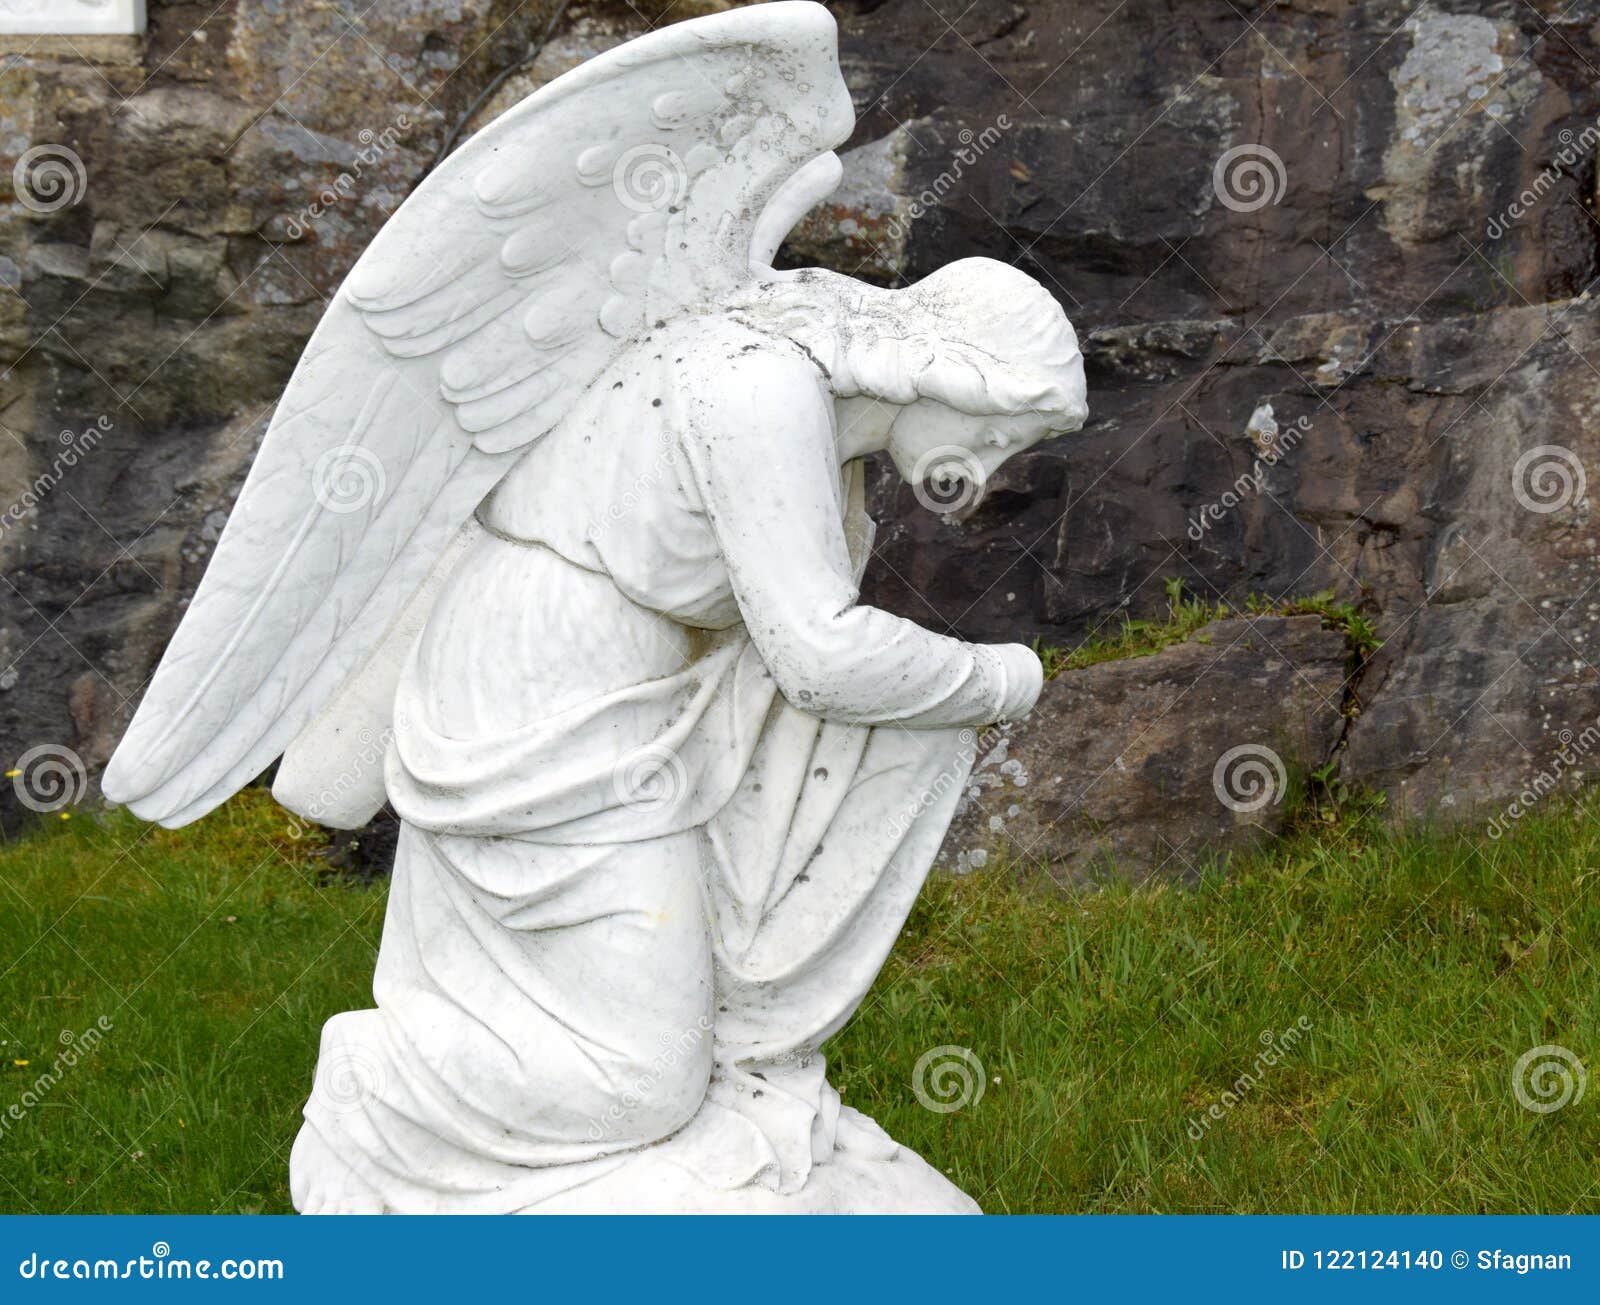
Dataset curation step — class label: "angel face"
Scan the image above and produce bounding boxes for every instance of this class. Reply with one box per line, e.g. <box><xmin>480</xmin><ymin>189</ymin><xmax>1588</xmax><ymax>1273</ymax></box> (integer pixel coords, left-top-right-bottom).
<box><xmin>885</xmin><ymin>398</ymin><xmax>1072</xmax><ymax>500</ymax></box>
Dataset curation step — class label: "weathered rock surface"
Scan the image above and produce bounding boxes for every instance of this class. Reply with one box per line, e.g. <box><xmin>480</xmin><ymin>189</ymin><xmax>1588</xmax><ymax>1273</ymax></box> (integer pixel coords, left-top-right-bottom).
<box><xmin>0</xmin><ymin>0</ymin><xmax>554</xmax><ymax>827</ymax></box>
<box><xmin>943</xmin><ymin>616</ymin><xmax>1352</xmax><ymax>884</ymax></box>
<box><xmin>4</xmin><ymin>0</ymin><xmax>1599</xmax><ymax>875</ymax></box>
<box><xmin>831</xmin><ymin>0</ymin><xmax>1600</xmax><ymax>856</ymax></box>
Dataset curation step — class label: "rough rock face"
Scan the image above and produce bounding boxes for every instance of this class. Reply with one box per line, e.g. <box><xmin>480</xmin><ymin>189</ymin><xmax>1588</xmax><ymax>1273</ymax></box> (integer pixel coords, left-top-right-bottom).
<box><xmin>0</xmin><ymin>0</ymin><xmax>554</xmax><ymax>828</ymax></box>
<box><xmin>942</xmin><ymin>616</ymin><xmax>1351</xmax><ymax>885</ymax></box>
<box><xmin>830</xmin><ymin>0</ymin><xmax>1600</xmax><ymax>853</ymax></box>
<box><xmin>4</xmin><ymin>0</ymin><xmax>1599</xmax><ymax>874</ymax></box>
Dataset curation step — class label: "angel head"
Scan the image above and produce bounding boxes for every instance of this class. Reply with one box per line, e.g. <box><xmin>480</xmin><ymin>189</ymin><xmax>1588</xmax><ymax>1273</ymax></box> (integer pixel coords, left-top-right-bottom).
<box><xmin>820</xmin><ymin>258</ymin><xmax>1088</xmax><ymax>505</ymax></box>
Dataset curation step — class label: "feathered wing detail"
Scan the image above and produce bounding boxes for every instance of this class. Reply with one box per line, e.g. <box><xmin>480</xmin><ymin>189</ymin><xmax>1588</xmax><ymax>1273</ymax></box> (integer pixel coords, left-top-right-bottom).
<box><xmin>102</xmin><ymin>1</ymin><xmax>854</xmax><ymax>825</ymax></box>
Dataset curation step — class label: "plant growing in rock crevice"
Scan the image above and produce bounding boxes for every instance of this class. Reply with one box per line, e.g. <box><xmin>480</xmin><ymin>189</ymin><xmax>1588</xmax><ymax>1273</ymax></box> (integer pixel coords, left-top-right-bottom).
<box><xmin>1033</xmin><ymin>580</ymin><xmax>1382</xmax><ymax>681</ymax></box>
<box><xmin>1250</xmin><ymin>589</ymin><xmax>1384</xmax><ymax>822</ymax></box>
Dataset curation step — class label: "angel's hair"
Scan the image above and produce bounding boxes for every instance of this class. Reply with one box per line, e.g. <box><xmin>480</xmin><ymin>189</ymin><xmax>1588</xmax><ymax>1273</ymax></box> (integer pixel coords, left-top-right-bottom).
<box><xmin>833</xmin><ymin>259</ymin><xmax>1086</xmax><ymax>427</ymax></box>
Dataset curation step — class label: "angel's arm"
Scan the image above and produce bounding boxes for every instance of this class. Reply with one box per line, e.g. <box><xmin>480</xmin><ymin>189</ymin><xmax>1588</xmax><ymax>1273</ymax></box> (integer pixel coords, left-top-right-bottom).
<box><xmin>677</xmin><ymin>355</ymin><xmax>1040</xmax><ymax>728</ymax></box>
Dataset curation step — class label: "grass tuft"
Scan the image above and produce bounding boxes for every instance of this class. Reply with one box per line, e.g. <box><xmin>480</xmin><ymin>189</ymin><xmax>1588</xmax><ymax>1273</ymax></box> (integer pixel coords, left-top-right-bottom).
<box><xmin>1034</xmin><ymin>580</ymin><xmax>1381</xmax><ymax>680</ymax></box>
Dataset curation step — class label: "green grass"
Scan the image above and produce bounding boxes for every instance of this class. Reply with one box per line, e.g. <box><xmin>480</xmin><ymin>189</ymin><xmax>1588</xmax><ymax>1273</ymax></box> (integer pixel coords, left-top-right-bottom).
<box><xmin>1033</xmin><ymin>579</ymin><xmax>1381</xmax><ymax>680</ymax></box>
<box><xmin>0</xmin><ymin>796</ymin><xmax>381</xmax><ymax>1214</ymax></box>
<box><xmin>1</xmin><ymin>788</ymin><xmax>1596</xmax><ymax>1213</ymax></box>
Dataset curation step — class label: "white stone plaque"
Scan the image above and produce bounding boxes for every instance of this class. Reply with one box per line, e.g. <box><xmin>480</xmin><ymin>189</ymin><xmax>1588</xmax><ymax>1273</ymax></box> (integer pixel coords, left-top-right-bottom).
<box><xmin>0</xmin><ymin>1</ymin><xmax>145</xmax><ymax>36</ymax></box>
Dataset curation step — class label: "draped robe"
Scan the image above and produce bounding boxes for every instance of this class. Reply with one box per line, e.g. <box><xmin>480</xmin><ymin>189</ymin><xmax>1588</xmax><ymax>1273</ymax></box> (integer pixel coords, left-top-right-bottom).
<box><xmin>289</xmin><ymin>315</ymin><xmax>1034</xmax><ymax>1213</ymax></box>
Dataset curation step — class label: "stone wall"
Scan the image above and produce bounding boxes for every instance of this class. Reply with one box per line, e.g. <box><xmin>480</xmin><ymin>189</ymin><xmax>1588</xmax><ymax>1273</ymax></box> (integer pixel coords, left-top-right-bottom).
<box><xmin>4</xmin><ymin>0</ymin><xmax>1599</xmax><ymax>869</ymax></box>
<box><xmin>0</xmin><ymin>0</ymin><xmax>553</xmax><ymax>827</ymax></box>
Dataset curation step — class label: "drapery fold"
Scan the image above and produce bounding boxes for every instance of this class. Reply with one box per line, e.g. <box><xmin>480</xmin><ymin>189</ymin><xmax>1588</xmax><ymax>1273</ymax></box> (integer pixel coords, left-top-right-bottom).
<box><xmin>294</xmin><ymin>630</ymin><xmax>981</xmax><ymax>1212</ymax></box>
<box><xmin>386</xmin><ymin>633</ymin><xmax>779</xmax><ymax>843</ymax></box>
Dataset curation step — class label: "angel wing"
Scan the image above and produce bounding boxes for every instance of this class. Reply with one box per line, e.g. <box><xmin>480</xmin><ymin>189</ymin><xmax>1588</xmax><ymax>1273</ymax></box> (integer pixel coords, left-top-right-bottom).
<box><xmin>101</xmin><ymin>1</ymin><xmax>854</xmax><ymax>826</ymax></box>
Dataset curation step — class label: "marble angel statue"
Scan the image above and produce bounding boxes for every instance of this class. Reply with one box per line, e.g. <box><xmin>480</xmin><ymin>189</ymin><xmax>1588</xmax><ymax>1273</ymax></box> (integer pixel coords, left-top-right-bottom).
<box><xmin>102</xmin><ymin>2</ymin><xmax>1086</xmax><ymax>1213</ymax></box>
